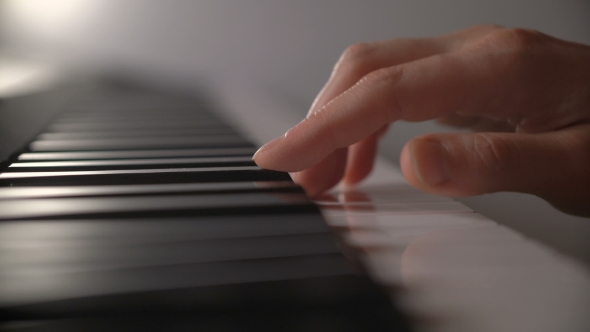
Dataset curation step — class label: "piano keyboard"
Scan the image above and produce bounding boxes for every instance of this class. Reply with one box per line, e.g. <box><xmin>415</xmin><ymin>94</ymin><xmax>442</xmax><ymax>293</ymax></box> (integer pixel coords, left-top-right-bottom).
<box><xmin>0</xmin><ymin>82</ymin><xmax>409</xmax><ymax>331</ymax></box>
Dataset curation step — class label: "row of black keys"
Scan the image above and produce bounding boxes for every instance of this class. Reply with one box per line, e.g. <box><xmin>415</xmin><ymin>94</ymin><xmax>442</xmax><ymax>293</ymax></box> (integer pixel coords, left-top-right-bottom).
<box><xmin>0</xmin><ymin>85</ymin><xmax>408</xmax><ymax>331</ymax></box>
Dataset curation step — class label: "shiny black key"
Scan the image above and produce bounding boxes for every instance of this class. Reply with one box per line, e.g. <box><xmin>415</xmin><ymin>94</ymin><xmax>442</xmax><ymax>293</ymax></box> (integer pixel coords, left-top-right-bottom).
<box><xmin>0</xmin><ymin>192</ymin><xmax>316</xmax><ymax>220</ymax></box>
<box><xmin>17</xmin><ymin>147</ymin><xmax>259</xmax><ymax>161</ymax></box>
<box><xmin>0</xmin><ymin>255</ymin><xmax>382</xmax><ymax>316</ymax></box>
<box><xmin>0</xmin><ymin>181</ymin><xmax>299</xmax><ymax>199</ymax></box>
<box><xmin>0</xmin><ymin>167</ymin><xmax>290</xmax><ymax>186</ymax></box>
<box><xmin>7</xmin><ymin>156</ymin><xmax>257</xmax><ymax>172</ymax></box>
<box><xmin>0</xmin><ymin>214</ymin><xmax>330</xmax><ymax>244</ymax></box>
<box><xmin>2</xmin><ymin>233</ymin><xmax>341</xmax><ymax>274</ymax></box>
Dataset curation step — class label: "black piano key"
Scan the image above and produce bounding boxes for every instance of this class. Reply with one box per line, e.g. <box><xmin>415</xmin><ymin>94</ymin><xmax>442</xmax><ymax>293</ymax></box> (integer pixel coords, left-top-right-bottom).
<box><xmin>7</xmin><ymin>156</ymin><xmax>257</xmax><ymax>172</ymax></box>
<box><xmin>29</xmin><ymin>136</ymin><xmax>254</xmax><ymax>151</ymax></box>
<box><xmin>17</xmin><ymin>147</ymin><xmax>259</xmax><ymax>161</ymax></box>
<box><xmin>0</xmin><ymin>192</ymin><xmax>316</xmax><ymax>220</ymax></box>
<box><xmin>0</xmin><ymin>255</ymin><xmax>356</xmax><ymax>307</ymax></box>
<box><xmin>0</xmin><ymin>214</ymin><xmax>330</xmax><ymax>244</ymax></box>
<box><xmin>2</xmin><ymin>233</ymin><xmax>341</xmax><ymax>274</ymax></box>
<box><xmin>0</xmin><ymin>181</ymin><xmax>300</xmax><ymax>199</ymax></box>
<box><xmin>0</xmin><ymin>261</ymin><xmax>405</xmax><ymax>329</ymax></box>
<box><xmin>0</xmin><ymin>167</ymin><xmax>290</xmax><ymax>186</ymax></box>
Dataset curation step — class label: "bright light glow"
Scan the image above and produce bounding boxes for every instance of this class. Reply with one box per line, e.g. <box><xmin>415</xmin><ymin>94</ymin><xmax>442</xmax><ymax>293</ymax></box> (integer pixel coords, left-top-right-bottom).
<box><xmin>4</xmin><ymin>0</ymin><xmax>97</xmax><ymax>38</ymax></box>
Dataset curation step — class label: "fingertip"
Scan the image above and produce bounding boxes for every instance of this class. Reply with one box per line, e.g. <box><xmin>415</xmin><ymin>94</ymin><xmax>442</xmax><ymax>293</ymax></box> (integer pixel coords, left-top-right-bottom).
<box><xmin>343</xmin><ymin>137</ymin><xmax>378</xmax><ymax>186</ymax></box>
<box><xmin>401</xmin><ymin>139</ymin><xmax>449</xmax><ymax>191</ymax></box>
<box><xmin>400</xmin><ymin>141</ymin><xmax>419</xmax><ymax>185</ymax></box>
<box><xmin>252</xmin><ymin>136</ymin><xmax>287</xmax><ymax>170</ymax></box>
<box><xmin>290</xmin><ymin>149</ymin><xmax>348</xmax><ymax>197</ymax></box>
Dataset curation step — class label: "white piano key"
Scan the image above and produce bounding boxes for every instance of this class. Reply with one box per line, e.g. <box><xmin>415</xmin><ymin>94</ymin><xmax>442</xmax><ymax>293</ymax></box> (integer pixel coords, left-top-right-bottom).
<box><xmin>320</xmin><ymin>201</ymin><xmax>472</xmax><ymax>217</ymax></box>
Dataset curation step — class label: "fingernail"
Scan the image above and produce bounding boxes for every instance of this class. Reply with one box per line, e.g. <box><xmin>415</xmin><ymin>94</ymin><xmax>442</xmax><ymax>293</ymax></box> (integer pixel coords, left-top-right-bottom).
<box><xmin>252</xmin><ymin>136</ymin><xmax>284</xmax><ymax>161</ymax></box>
<box><xmin>410</xmin><ymin>139</ymin><xmax>451</xmax><ymax>186</ymax></box>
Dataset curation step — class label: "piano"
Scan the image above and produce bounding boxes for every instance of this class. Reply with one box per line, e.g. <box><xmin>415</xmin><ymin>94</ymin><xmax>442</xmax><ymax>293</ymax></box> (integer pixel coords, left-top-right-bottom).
<box><xmin>1</xmin><ymin>76</ymin><xmax>589</xmax><ymax>332</ymax></box>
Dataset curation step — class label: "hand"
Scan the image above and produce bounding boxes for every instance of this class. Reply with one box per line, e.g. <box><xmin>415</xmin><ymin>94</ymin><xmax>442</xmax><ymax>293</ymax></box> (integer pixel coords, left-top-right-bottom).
<box><xmin>253</xmin><ymin>25</ymin><xmax>590</xmax><ymax>216</ymax></box>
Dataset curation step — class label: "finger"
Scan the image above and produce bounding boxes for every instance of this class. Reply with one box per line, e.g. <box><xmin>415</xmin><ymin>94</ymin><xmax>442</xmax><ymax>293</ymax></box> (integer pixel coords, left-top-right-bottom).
<box><xmin>256</xmin><ymin>25</ymin><xmax>504</xmax><ymax>180</ymax></box>
<box><xmin>309</xmin><ymin>24</ymin><xmax>503</xmax><ymax>116</ymax></box>
<box><xmin>309</xmin><ymin>38</ymin><xmax>446</xmax><ymax>116</ymax></box>
<box><xmin>255</xmin><ymin>45</ymin><xmax>516</xmax><ymax>171</ymax></box>
<box><xmin>289</xmin><ymin>148</ymin><xmax>348</xmax><ymax>197</ymax></box>
<box><xmin>297</xmin><ymin>39</ymin><xmax>447</xmax><ymax>194</ymax></box>
<box><xmin>343</xmin><ymin>125</ymin><xmax>389</xmax><ymax>185</ymax></box>
<box><xmin>400</xmin><ymin>125</ymin><xmax>590</xmax><ymax>216</ymax></box>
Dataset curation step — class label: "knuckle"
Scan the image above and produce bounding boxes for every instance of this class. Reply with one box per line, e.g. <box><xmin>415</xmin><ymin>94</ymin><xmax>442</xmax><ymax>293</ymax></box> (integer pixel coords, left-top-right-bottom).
<box><xmin>484</xmin><ymin>27</ymin><xmax>547</xmax><ymax>53</ymax></box>
<box><xmin>337</xmin><ymin>42</ymin><xmax>379</xmax><ymax>74</ymax></box>
<box><xmin>465</xmin><ymin>27</ymin><xmax>550</xmax><ymax>74</ymax></box>
<box><xmin>471</xmin><ymin>24</ymin><xmax>505</xmax><ymax>34</ymax></box>
<box><xmin>470</xmin><ymin>133</ymin><xmax>515</xmax><ymax>174</ymax></box>
<box><xmin>358</xmin><ymin>66</ymin><xmax>405</xmax><ymax>122</ymax></box>
<box><xmin>342</xmin><ymin>43</ymin><xmax>377</xmax><ymax>63</ymax></box>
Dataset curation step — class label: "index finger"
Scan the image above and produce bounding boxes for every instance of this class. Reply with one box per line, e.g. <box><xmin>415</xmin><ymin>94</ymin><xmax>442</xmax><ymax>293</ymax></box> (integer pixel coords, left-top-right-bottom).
<box><xmin>253</xmin><ymin>37</ymin><xmax>520</xmax><ymax>172</ymax></box>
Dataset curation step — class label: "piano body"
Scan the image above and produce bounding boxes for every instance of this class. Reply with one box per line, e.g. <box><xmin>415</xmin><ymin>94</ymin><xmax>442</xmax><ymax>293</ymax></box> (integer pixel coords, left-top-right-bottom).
<box><xmin>0</xmin><ymin>76</ymin><xmax>589</xmax><ymax>332</ymax></box>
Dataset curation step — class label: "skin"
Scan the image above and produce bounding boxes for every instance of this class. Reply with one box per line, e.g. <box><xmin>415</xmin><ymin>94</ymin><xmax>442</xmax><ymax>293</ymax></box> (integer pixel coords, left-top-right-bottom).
<box><xmin>253</xmin><ymin>25</ymin><xmax>590</xmax><ymax>217</ymax></box>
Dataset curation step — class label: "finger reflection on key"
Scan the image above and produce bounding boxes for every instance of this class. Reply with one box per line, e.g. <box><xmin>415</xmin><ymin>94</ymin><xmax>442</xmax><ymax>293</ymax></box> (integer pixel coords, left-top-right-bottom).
<box><xmin>316</xmin><ymin>189</ymin><xmax>397</xmax><ymax>275</ymax></box>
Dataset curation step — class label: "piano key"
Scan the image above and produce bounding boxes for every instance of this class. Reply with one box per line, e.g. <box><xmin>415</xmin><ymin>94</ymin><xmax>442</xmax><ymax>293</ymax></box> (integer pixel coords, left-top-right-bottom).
<box><xmin>0</xmin><ymin>82</ymin><xmax>410</xmax><ymax>331</ymax></box>
<box><xmin>17</xmin><ymin>147</ymin><xmax>259</xmax><ymax>161</ymax></box>
<box><xmin>0</xmin><ymin>257</ymin><xmax>385</xmax><ymax>317</ymax></box>
<box><xmin>49</xmin><ymin>119</ymin><xmax>226</xmax><ymax>129</ymax></box>
<box><xmin>0</xmin><ymin>214</ymin><xmax>330</xmax><ymax>244</ymax></box>
<box><xmin>52</xmin><ymin>114</ymin><xmax>219</xmax><ymax>123</ymax></box>
<box><xmin>0</xmin><ymin>167</ymin><xmax>290</xmax><ymax>186</ymax></box>
<box><xmin>36</xmin><ymin>128</ymin><xmax>238</xmax><ymax>140</ymax></box>
<box><xmin>29</xmin><ymin>136</ymin><xmax>254</xmax><ymax>151</ymax></box>
<box><xmin>57</xmin><ymin>106</ymin><xmax>212</xmax><ymax>113</ymax></box>
<box><xmin>0</xmin><ymin>192</ymin><xmax>316</xmax><ymax>220</ymax></box>
<box><xmin>1</xmin><ymin>233</ymin><xmax>341</xmax><ymax>275</ymax></box>
<box><xmin>0</xmin><ymin>181</ymin><xmax>300</xmax><ymax>199</ymax></box>
<box><xmin>46</xmin><ymin>121</ymin><xmax>230</xmax><ymax>132</ymax></box>
<box><xmin>320</xmin><ymin>200</ymin><xmax>472</xmax><ymax>216</ymax></box>
<box><xmin>7</xmin><ymin>156</ymin><xmax>257</xmax><ymax>172</ymax></box>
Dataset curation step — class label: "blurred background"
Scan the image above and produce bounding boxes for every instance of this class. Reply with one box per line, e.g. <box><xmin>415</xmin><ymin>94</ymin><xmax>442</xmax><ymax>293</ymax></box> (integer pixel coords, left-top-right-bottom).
<box><xmin>1</xmin><ymin>0</ymin><xmax>589</xmax><ymax>265</ymax></box>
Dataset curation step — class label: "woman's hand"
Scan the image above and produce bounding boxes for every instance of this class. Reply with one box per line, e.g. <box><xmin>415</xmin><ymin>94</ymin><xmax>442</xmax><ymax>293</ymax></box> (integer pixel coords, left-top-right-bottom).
<box><xmin>253</xmin><ymin>25</ymin><xmax>590</xmax><ymax>216</ymax></box>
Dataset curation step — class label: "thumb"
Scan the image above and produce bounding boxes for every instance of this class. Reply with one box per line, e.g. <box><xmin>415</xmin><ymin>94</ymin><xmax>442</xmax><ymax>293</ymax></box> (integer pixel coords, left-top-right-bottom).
<box><xmin>400</xmin><ymin>125</ymin><xmax>590</xmax><ymax>216</ymax></box>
